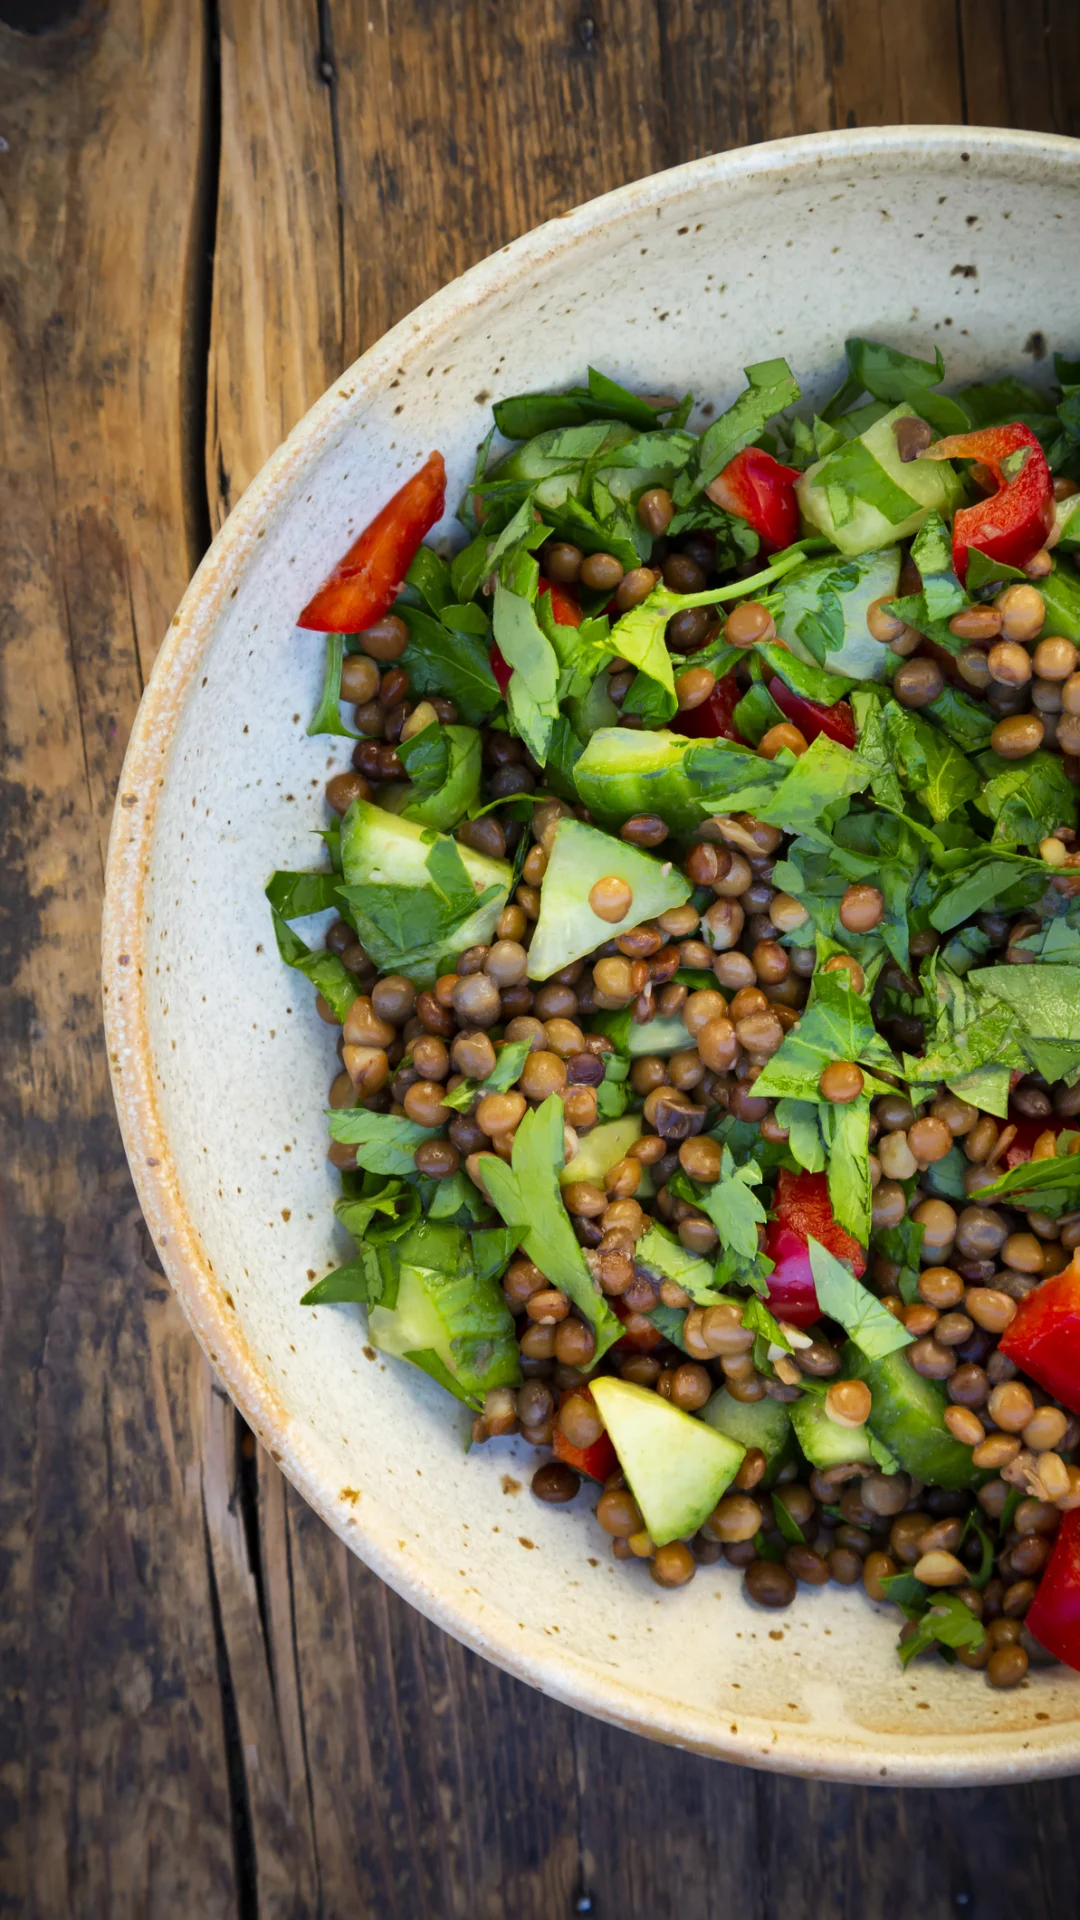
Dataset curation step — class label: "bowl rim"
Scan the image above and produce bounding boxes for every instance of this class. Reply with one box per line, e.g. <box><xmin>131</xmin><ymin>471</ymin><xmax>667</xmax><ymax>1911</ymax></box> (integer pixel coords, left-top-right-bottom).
<box><xmin>103</xmin><ymin>123</ymin><xmax>1080</xmax><ymax>1785</ymax></box>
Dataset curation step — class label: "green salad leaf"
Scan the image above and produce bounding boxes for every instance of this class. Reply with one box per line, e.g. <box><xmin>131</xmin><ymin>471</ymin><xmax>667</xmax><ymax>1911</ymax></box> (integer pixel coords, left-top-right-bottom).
<box><xmin>265</xmin><ymin>869</ymin><xmax>344</xmax><ymax>919</ymax></box>
<box><xmin>397</xmin><ymin>720</ymin><xmax>451</xmax><ymax>795</ymax></box>
<box><xmin>478</xmin><ymin>1097</ymin><xmax>621</xmax><ymax>1358</ymax></box>
<box><xmin>807</xmin><ymin>1237</ymin><xmax>913</xmax><ymax>1360</ymax></box>
<box><xmin>307</xmin><ymin>633</ymin><xmax>360</xmax><ymax>738</ymax></box>
<box><xmin>686</xmin><ymin>359</ymin><xmax>801</xmax><ymax>496</ymax></box>
<box><xmin>398</xmin><ymin>604</ymin><xmax>502</xmax><ymax>724</ymax></box>
<box><xmin>326</xmin><ymin>1106</ymin><xmax>432</xmax><ymax>1176</ymax></box>
<box><xmin>271</xmin><ymin>909</ymin><xmax>356</xmax><ymax>1022</ymax></box>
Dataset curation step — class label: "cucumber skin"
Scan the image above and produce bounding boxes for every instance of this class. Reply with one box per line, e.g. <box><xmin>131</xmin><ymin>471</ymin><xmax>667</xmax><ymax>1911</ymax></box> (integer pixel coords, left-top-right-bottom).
<box><xmin>842</xmin><ymin>1342</ymin><xmax>981</xmax><ymax>1490</ymax></box>
<box><xmin>575</xmin><ymin>728</ymin><xmax>704</xmax><ymax>834</ymax></box>
<box><xmin>703</xmin><ymin>1389</ymin><xmax>795</xmax><ymax>1488</ymax></box>
<box><xmin>790</xmin><ymin>1395</ymin><xmax>875</xmax><ymax>1472</ymax></box>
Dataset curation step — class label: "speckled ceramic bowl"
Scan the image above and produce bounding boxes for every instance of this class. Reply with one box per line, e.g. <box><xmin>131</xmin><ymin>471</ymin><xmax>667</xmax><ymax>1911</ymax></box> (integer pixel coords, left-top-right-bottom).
<box><xmin>104</xmin><ymin>126</ymin><xmax>1080</xmax><ymax>1784</ymax></box>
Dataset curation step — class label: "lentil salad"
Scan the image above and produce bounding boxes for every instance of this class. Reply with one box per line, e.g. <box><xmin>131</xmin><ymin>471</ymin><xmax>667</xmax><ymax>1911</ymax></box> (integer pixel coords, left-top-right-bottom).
<box><xmin>270</xmin><ymin>341</ymin><xmax>1080</xmax><ymax>1688</ymax></box>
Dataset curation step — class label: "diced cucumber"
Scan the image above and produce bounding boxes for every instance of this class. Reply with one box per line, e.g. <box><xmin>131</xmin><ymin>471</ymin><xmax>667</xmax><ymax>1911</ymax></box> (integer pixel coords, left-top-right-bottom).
<box><xmin>798</xmin><ymin>405</ymin><xmax>964</xmax><ymax>556</ymax></box>
<box><xmin>590</xmin><ymin>1376</ymin><xmax>745</xmax><ymax>1546</ymax></box>
<box><xmin>842</xmin><ymin>1342</ymin><xmax>980</xmax><ymax>1489</ymax></box>
<box><xmin>527</xmin><ymin>818</ymin><xmax>691</xmax><ymax>980</ymax></box>
<box><xmin>379</xmin><ymin>725</ymin><xmax>481</xmax><ymax>831</ymax></box>
<box><xmin>487</xmin><ymin>420</ymin><xmax>637</xmax><ymax>512</ymax></box>
<box><xmin>791</xmin><ymin>1394</ymin><xmax>876</xmax><ymax>1471</ymax></box>
<box><xmin>575</xmin><ymin>727</ymin><xmax>703</xmax><ymax>834</ymax></box>
<box><xmin>561</xmin><ymin>1115</ymin><xmax>643</xmax><ymax>1186</ymax></box>
<box><xmin>340</xmin><ymin>799</ymin><xmax>511</xmax><ymax>976</ymax></box>
<box><xmin>703</xmin><ymin>1388</ymin><xmax>795</xmax><ymax>1488</ymax></box>
<box><xmin>368</xmin><ymin>1222</ymin><xmax>520</xmax><ymax>1397</ymax></box>
<box><xmin>775</xmin><ymin>547</ymin><xmax>901</xmax><ymax>682</ymax></box>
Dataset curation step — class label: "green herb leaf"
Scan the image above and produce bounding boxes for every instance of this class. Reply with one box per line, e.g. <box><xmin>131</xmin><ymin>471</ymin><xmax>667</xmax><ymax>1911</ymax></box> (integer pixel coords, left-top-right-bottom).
<box><xmin>493</xmin><ymin>578</ymin><xmax>559</xmax><ymax>765</ymax></box>
<box><xmin>771</xmin><ymin>1488</ymin><xmax>808</xmax><ymax>1546</ymax></box>
<box><xmin>751</xmin><ymin>967</ymin><xmax>896</xmax><ymax>1103</ymax></box>
<box><xmin>398</xmin><ymin>604</ymin><xmax>502</xmax><ymax>724</ymax></box>
<box><xmin>478</xmin><ymin>1096</ymin><xmax>621</xmax><ymax>1357</ymax></box>
<box><xmin>807</xmin><ymin>1237</ymin><xmax>913</xmax><ymax>1360</ymax></box>
<box><xmin>826</xmin><ymin>340</ymin><xmax>970</xmax><ymax>435</ymax></box>
<box><xmin>896</xmin><ymin>1591</ymin><xmax>986</xmax><ymax>1669</ymax></box>
<box><xmin>775</xmin><ymin>1098</ymin><xmax>826</xmax><ymax>1172</ymax></box>
<box><xmin>405</xmin><ymin>546</ymin><xmax>454</xmax><ymax>615</ymax></box>
<box><xmin>307</xmin><ymin>633</ymin><xmax>360</xmax><ymax>738</ymax></box>
<box><xmin>974</xmin><ymin>748</ymin><xmax>1079</xmax><ymax>850</ymax></box>
<box><xmin>741</xmin><ymin>1295</ymin><xmax>793</xmax><ymax>1352</ymax></box>
<box><xmin>813</xmin><ymin>438</ymin><xmax>920</xmax><ymax>526</ymax></box>
<box><xmin>265</xmin><ymin>870</ymin><xmax>345</xmax><ymax>919</ymax></box>
<box><xmin>969</xmin><ymin>1142</ymin><xmax>1080</xmax><ymax>1217</ymax></box>
<box><xmin>326</xmin><ymin>1106</ymin><xmax>432</xmax><ymax>1175</ymax></box>
<box><xmin>397</xmin><ymin>721</ymin><xmax>450</xmax><ymax>795</ymax></box>
<box><xmin>441</xmin><ymin>1037</ymin><xmax>534</xmax><ymax>1114</ymax></box>
<box><xmin>301</xmin><ymin>1250</ymin><xmax>384</xmax><ymax>1307</ymax></box>
<box><xmin>270</xmin><ymin>908</ymin><xmax>356</xmax><ymax>1022</ymax></box>
<box><xmin>821</xmin><ymin>1096</ymin><xmax>874</xmax><ymax>1246</ymax></box>
<box><xmin>692</xmin><ymin>359</ymin><xmax>801</xmax><ymax>494</ymax></box>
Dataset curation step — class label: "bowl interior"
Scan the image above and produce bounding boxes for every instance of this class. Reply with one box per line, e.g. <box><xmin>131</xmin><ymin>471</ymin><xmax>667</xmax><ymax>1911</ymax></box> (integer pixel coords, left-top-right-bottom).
<box><xmin>106</xmin><ymin>128</ymin><xmax>1080</xmax><ymax>1782</ymax></box>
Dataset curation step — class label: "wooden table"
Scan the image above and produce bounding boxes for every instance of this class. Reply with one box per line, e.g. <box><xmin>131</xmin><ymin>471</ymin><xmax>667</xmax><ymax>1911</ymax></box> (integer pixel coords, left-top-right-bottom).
<box><xmin>3</xmin><ymin>2</ymin><xmax>1080</xmax><ymax>1912</ymax></box>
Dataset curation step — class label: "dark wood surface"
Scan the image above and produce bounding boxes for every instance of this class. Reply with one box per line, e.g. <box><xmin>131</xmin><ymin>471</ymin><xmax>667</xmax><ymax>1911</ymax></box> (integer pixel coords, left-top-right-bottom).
<box><xmin>3</xmin><ymin>2</ymin><xmax>1080</xmax><ymax>1913</ymax></box>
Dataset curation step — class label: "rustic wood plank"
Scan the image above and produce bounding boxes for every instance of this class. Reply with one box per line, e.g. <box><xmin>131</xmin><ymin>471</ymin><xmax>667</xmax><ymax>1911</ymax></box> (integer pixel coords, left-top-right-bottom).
<box><xmin>328</xmin><ymin>0</ymin><xmax>665</xmax><ymax>364</ymax></box>
<box><xmin>829</xmin><ymin>0</ymin><xmax>964</xmax><ymax>127</ymax></box>
<box><xmin>0</xmin><ymin>3</ymin><xmax>262</xmax><ymax>1913</ymax></box>
<box><xmin>208</xmin><ymin>0</ymin><xmax>342</xmax><ymax>526</ymax></box>
<box><xmin>657</xmin><ymin>0</ymin><xmax>834</xmax><ymax>157</ymax></box>
<box><xmin>960</xmin><ymin>0</ymin><xmax>1080</xmax><ymax>137</ymax></box>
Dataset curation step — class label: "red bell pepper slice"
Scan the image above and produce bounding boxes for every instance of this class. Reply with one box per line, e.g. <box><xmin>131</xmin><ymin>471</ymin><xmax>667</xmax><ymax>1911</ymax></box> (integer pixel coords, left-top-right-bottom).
<box><xmin>767</xmin><ymin>675</ymin><xmax>856</xmax><ymax>748</ymax></box>
<box><xmin>705</xmin><ymin>447</ymin><xmax>801</xmax><ymax>553</ymax></box>
<box><xmin>610</xmin><ymin>1294</ymin><xmax>664</xmax><ymax>1354</ymax></box>
<box><xmin>999</xmin><ymin>1262</ymin><xmax>1080</xmax><ymax>1417</ymax></box>
<box><xmin>551</xmin><ymin>1387</ymin><xmax>619</xmax><ymax>1481</ymax></box>
<box><xmin>1002</xmin><ymin>1113</ymin><xmax>1063</xmax><ymax>1169</ymax></box>
<box><xmin>490</xmin><ymin>574</ymin><xmax>581</xmax><ymax>695</ymax></box>
<box><xmin>1025</xmin><ymin>1509</ymin><xmax>1080</xmax><ymax>1672</ymax></box>
<box><xmin>672</xmin><ymin>667</ymin><xmax>746</xmax><ymax>743</ymax></box>
<box><xmin>763</xmin><ymin>1168</ymin><xmax>867</xmax><ymax>1330</ymax></box>
<box><xmin>298</xmin><ymin>451</ymin><xmax>447</xmax><ymax>632</ymax></box>
<box><xmin>920</xmin><ymin>424</ymin><xmax>1054</xmax><ymax>584</ymax></box>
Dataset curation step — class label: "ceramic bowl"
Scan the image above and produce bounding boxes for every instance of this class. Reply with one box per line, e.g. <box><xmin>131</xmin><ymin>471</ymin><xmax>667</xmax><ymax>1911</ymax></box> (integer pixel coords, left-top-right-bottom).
<box><xmin>104</xmin><ymin>125</ymin><xmax>1080</xmax><ymax>1783</ymax></box>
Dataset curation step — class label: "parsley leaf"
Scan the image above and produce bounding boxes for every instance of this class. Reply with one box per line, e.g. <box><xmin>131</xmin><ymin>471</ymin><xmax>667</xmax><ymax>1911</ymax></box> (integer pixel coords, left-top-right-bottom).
<box><xmin>807</xmin><ymin>1237</ymin><xmax>913</xmax><ymax>1360</ymax></box>
<box><xmin>974</xmin><ymin>748</ymin><xmax>1079</xmax><ymax>850</ymax></box>
<box><xmin>824</xmin><ymin>339</ymin><xmax>970</xmax><ymax>435</ymax></box>
<box><xmin>270</xmin><ymin>908</ymin><xmax>356</xmax><ymax>1022</ymax></box>
<box><xmin>970</xmin><ymin>1142</ymin><xmax>1080</xmax><ymax>1217</ymax></box>
<box><xmin>479</xmin><ymin>1096</ymin><xmax>621</xmax><ymax>1358</ymax></box>
<box><xmin>883</xmin><ymin>511</ymin><xmax>969</xmax><ymax>653</ymax></box>
<box><xmin>265</xmin><ymin>869</ymin><xmax>345</xmax><ymax>919</ymax></box>
<box><xmin>493</xmin><ymin>575</ymin><xmax>560</xmax><ymax>765</ymax></box>
<box><xmin>326</xmin><ymin>1106</ymin><xmax>433</xmax><ymax>1175</ymax></box>
<box><xmin>307</xmin><ymin>632</ymin><xmax>360</xmax><ymax>738</ymax></box>
<box><xmin>896</xmin><ymin>1591</ymin><xmax>986</xmax><ymax>1669</ymax></box>
<box><xmin>441</xmin><ymin>1037</ymin><xmax>534</xmax><ymax>1113</ymax></box>
<box><xmin>751</xmin><ymin>967</ymin><xmax>896</xmax><ymax>1103</ymax></box>
<box><xmin>397</xmin><ymin>721</ymin><xmax>450</xmax><ymax>795</ymax></box>
<box><xmin>398</xmin><ymin>604</ymin><xmax>502</xmax><ymax>724</ymax></box>
<box><xmin>687</xmin><ymin>358</ymin><xmax>801</xmax><ymax>496</ymax></box>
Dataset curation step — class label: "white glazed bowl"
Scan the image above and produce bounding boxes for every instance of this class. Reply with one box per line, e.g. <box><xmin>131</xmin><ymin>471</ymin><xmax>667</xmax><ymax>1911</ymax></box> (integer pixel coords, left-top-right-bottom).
<box><xmin>104</xmin><ymin>126</ymin><xmax>1080</xmax><ymax>1784</ymax></box>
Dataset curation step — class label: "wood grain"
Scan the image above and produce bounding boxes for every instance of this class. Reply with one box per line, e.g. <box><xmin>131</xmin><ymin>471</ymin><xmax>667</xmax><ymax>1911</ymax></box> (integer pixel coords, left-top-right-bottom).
<box><xmin>0</xmin><ymin>9</ymin><xmax>241</xmax><ymax>1913</ymax></box>
<box><xmin>6</xmin><ymin>1</ymin><xmax>1080</xmax><ymax>1914</ymax></box>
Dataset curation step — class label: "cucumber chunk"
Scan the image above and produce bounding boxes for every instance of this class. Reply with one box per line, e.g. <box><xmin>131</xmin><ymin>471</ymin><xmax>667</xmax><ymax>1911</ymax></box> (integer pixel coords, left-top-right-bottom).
<box><xmin>842</xmin><ymin>1342</ymin><xmax>981</xmax><ymax>1489</ymax></box>
<box><xmin>774</xmin><ymin>547</ymin><xmax>901</xmax><ymax>682</ymax></box>
<box><xmin>575</xmin><ymin>727</ymin><xmax>703</xmax><ymax>834</ymax></box>
<box><xmin>339</xmin><ymin>798</ymin><xmax>511</xmax><ymax>980</ymax></box>
<box><xmin>527</xmin><ymin>817</ymin><xmax>691</xmax><ymax>980</ymax></box>
<box><xmin>589</xmin><ymin>1006</ymin><xmax>694</xmax><ymax>1056</ymax></box>
<box><xmin>590</xmin><ymin>1376</ymin><xmax>745</xmax><ymax>1546</ymax></box>
<box><xmin>791</xmin><ymin>1394</ymin><xmax>876</xmax><ymax>1471</ymax></box>
<box><xmin>368</xmin><ymin>1222</ymin><xmax>520</xmax><ymax>1397</ymax></box>
<box><xmin>561</xmin><ymin>1115</ymin><xmax>643</xmax><ymax>1187</ymax></box>
<box><xmin>798</xmin><ymin>405</ymin><xmax>964</xmax><ymax>556</ymax></box>
<box><xmin>703</xmin><ymin>1388</ymin><xmax>795</xmax><ymax>1487</ymax></box>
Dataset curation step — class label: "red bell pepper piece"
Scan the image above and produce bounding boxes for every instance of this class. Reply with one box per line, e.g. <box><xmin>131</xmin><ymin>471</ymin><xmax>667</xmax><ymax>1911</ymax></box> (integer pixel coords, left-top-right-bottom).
<box><xmin>767</xmin><ymin>675</ymin><xmax>856</xmax><ymax>748</ymax></box>
<box><xmin>1025</xmin><ymin>1510</ymin><xmax>1080</xmax><ymax>1673</ymax></box>
<box><xmin>298</xmin><ymin>451</ymin><xmax>447</xmax><ymax>631</ymax></box>
<box><xmin>705</xmin><ymin>447</ymin><xmax>801</xmax><ymax>553</ymax></box>
<box><xmin>999</xmin><ymin>1261</ymin><xmax>1080</xmax><ymax>1417</ymax></box>
<box><xmin>672</xmin><ymin>667</ymin><xmax>746</xmax><ymax>743</ymax></box>
<box><xmin>763</xmin><ymin>1168</ymin><xmax>867</xmax><ymax>1330</ymax></box>
<box><xmin>490</xmin><ymin>574</ymin><xmax>581</xmax><ymax>695</ymax></box>
<box><xmin>1002</xmin><ymin>1113</ymin><xmax>1063</xmax><ymax>1169</ymax></box>
<box><xmin>921</xmin><ymin>424</ymin><xmax>1054</xmax><ymax>584</ymax></box>
<box><xmin>551</xmin><ymin>1387</ymin><xmax>619</xmax><ymax>1481</ymax></box>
